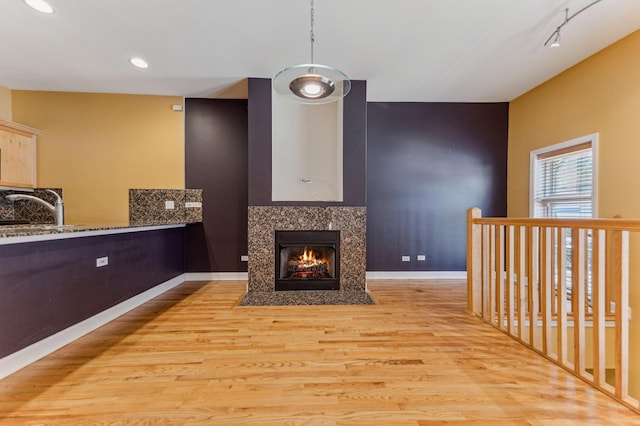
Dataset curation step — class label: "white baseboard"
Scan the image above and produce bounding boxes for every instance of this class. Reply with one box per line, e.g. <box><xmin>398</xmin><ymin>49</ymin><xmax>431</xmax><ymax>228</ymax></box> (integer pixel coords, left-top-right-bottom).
<box><xmin>366</xmin><ymin>271</ymin><xmax>467</xmax><ymax>280</ymax></box>
<box><xmin>0</xmin><ymin>274</ymin><xmax>186</xmax><ymax>380</ymax></box>
<box><xmin>187</xmin><ymin>271</ymin><xmax>466</xmax><ymax>281</ymax></box>
<box><xmin>186</xmin><ymin>272</ymin><xmax>248</xmax><ymax>281</ymax></box>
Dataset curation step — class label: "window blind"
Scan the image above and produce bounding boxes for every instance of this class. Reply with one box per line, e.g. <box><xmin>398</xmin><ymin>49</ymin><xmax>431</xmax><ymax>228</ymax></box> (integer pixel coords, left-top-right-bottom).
<box><xmin>533</xmin><ymin>143</ymin><xmax>593</xmax><ymax>218</ymax></box>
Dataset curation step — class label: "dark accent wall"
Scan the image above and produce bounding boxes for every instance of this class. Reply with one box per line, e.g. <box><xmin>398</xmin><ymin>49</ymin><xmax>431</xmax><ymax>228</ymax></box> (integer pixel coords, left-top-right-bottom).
<box><xmin>0</xmin><ymin>228</ymin><xmax>184</xmax><ymax>358</ymax></box>
<box><xmin>185</xmin><ymin>98</ymin><xmax>249</xmax><ymax>272</ymax></box>
<box><xmin>247</xmin><ymin>79</ymin><xmax>272</xmax><ymax>207</ymax></box>
<box><xmin>184</xmin><ymin>85</ymin><xmax>507</xmax><ymax>273</ymax></box>
<box><xmin>366</xmin><ymin>102</ymin><xmax>508</xmax><ymax>271</ymax></box>
<box><xmin>248</xmin><ymin>78</ymin><xmax>367</xmax><ymax>207</ymax></box>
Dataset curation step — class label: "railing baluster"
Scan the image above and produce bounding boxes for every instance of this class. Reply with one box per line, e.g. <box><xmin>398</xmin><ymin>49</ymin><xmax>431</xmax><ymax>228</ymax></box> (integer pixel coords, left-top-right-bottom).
<box><xmin>606</xmin><ymin>230</ymin><xmax>615</xmax><ymax>315</ymax></box>
<box><xmin>557</xmin><ymin>227</ymin><xmax>568</xmax><ymax>366</ymax></box>
<box><xmin>482</xmin><ymin>224</ymin><xmax>490</xmax><ymax>320</ymax></box>
<box><xmin>592</xmin><ymin>229</ymin><xmax>606</xmax><ymax>387</ymax></box>
<box><xmin>489</xmin><ymin>225</ymin><xmax>496</xmax><ymax>324</ymax></box>
<box><xmin>540</xmin><ymin>226</ymin><xmax>552</xmax><ymax>354</ymax></box>
<box><xmin>506</xmin><ymin>225</ymin><xmax>515</xmax><ymax>334</ymax></box>
<box><xmin>497</xmin><ymin>225</ymin><xmax>505</xmax><ymax>330</ymax></box>
<box><xmin>614</xmin><ymin>230</ymin><xmax>629</xmax><ymax>399</ymax></box>
<box><xmin>517</xmin><ymin>225</ymin><xmax>526</xmax><ymax>342</ymax></box>
<box><xmin>528</xmin><ymin>226</ymin><xmax>539</xmax><ymax>348</ymax></box>
<box><xmin>551</xmin><ymin>227</ymin><xmax>558</xmax><ymax>319</ymax></box>
<box><xmin>572</xmin><ymin>228</ymin><xmax>586</xmax><ymax>376</ymax></box>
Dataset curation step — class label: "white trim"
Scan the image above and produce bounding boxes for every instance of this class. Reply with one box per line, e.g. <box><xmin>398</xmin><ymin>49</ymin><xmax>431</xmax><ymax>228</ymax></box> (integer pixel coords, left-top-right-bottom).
<box><xmin>0</xmin><ymin>274</ymin><xmax>186</xmax><ymax>380</ymax></box>
<box><xmin>529</xmin><ymin>133</ymin><xmax>598</xmax><ymax>217</ymax></box>
<box><xmin>0</xmin><ymin>224</ymin><xmax>186</xmax><ymax>246</ymax></box>
<box><xmin>186</xmin><ymin>272</ymin><xmax>248</xmax><ymax>281</ymax></box>
<box><xmin>190</xmin><ymin>271</ymin><xmax>467</xmax><ymax>282</ymax></box>
<box><xmin>366</xmin><ymin>271</ymin><xmax>467</xmax><ymax>280</ymax></box>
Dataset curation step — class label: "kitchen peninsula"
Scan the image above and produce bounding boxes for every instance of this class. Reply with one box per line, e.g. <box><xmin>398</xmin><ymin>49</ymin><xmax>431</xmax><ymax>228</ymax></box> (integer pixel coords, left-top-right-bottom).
<box><xmin>0</xmin><ymin>221</ymin><xmax>188</xmax><ymax>379</ymax></box>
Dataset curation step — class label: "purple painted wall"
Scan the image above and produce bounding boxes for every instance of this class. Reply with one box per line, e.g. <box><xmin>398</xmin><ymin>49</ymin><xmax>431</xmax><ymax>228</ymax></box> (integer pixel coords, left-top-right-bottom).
<box><xmin>366</xmin><ymin>102</ymin><xmax>508</xmax><ymax>271</ymax></box>
<box><xmin>184</xmin><ymin>98</ymin><xmax>248</xmax><ymax>272</ymax></box>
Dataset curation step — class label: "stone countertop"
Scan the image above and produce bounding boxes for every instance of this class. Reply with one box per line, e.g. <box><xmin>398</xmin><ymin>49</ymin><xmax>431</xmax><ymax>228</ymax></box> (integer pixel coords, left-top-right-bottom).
<box><xmin>0</xmin><ymin>222</ymin><xmax>188</xmax><ymax>245</ymax></box>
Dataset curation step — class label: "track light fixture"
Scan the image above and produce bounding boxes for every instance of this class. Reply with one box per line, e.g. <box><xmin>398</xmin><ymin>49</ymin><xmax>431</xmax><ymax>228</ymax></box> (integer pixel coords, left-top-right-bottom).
<box><xmin>273</xmin><ymin>0</ymin><xmax>351</xmax><ymax>104</ymax></box>
<box><xmin>544</xmin><ymin>0</ymin><xmax>604</xmax><ymax>48</ymax></box>
<box><xmin>548</xmin><ymin>11</ymin><xmax>565</xmax><ymax>48</ymax></box>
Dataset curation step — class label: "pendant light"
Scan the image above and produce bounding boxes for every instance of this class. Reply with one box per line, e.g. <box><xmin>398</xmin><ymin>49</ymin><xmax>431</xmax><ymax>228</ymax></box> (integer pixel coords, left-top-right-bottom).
<box><xmin>273</xmin><ymin>0</ymin><xmax>351</xmax><ymax>104</ymax></box>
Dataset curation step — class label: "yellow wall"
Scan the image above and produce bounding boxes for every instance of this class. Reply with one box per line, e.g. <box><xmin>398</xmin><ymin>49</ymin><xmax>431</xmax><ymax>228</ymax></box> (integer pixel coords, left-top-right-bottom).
<box><xmin>12</xmin><ymin>91</ymin><xmax>184</xmax><ymax>224</ymax></box>
<box><xmin>508</xmin><ymin>29</ymin><xmax>640</xmax><ymax>218</ymax></box>
<box><xmin>0</xmin><ymin>85</ymin><xmax>12</xmax><ymax>121</ymax></box>
<box><xmin>214</xmin><ymin>79</ymin><xmax>248</xmax><ymax>99</ymax></box>
<box><xmin>508</xmin><ymin>29</ymin><xmax>640</xmax><ymax>399</ymax></box>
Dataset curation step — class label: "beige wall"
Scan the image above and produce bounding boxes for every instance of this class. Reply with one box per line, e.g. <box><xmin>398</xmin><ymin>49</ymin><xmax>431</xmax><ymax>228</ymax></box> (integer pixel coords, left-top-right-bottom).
<box><xmin>508</xmin><ymin>30</ymin><xmax>640</xmax><ymax>399</ymax></box>
<box><xmin>12</xmin><ymin>91</ymin><xmax>184</xmax><ymax>224</ymax></box>
<box><xmin>214</xmin><ymin>79</ymin><xmax>248</xmax><ymax>99</ymax></box>
<box><xmin>0</xmin><ymin>85</ymin><xmax>12</xmax><ymax>121</ymax></box>
<box><xmin>508</xmin><ymin>29</ymin><xmax>640</xmax><ymax>218</ymax></box>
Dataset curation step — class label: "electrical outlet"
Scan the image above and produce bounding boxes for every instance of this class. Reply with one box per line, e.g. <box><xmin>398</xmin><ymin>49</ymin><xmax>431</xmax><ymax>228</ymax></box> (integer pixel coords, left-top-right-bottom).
<box><xmin>96</xmin><ymin>256</ymin><xmax>109</xmax><ymax>267</ymax></box>
<box><xmin>241</xmin><ymin>255</ymin><xmax>249</xmax><ymax>262</ymax></box>
<box><xmin>417</xmin><ymin>255</ymin><xmax>426</xmax><ymax>261</ymax></box>
<box><xmin>402</xmin><ymin>256</ymin><xmax>410</xmax><ymax>262</ymax></box>
<box><xmin>165</xmin><ymin>200</ymin><xmax>175</xmax><ymax>210</ymax></box>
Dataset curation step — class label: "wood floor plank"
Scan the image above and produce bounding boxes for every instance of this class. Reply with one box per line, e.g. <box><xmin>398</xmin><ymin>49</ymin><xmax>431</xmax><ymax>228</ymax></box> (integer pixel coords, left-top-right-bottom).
<box><xmin>1</xmin><ymin>279</ymin><xmax>638</xmax><ymax>425</ymax></box>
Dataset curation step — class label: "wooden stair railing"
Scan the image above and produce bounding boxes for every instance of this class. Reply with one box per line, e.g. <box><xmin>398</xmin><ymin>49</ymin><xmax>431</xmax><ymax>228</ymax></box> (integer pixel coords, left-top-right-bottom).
<box><xmin>467</xmin><ymin>207</ymin><xmax>639</xmax><ymax>413</ymax></box>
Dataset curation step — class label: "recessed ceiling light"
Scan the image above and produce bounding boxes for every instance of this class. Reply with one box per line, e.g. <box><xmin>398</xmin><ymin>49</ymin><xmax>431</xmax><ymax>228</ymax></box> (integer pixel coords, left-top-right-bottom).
<box><xmin>129</xmin><ymin>57</ymin><xmax>149</xmax><ymax>69</ymax></box>
<box><xmin>24</xmin><ymin>0</ymin><xmax>54</xmax><ymax>14</ymax></box>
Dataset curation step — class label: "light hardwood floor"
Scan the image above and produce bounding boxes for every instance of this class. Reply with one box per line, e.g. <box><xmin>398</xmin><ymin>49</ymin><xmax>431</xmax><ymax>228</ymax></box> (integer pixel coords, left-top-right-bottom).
<box><xmin>1</xmin><ymin>280</ymin><xmax>639</xmax><ymax>425</ymax></box>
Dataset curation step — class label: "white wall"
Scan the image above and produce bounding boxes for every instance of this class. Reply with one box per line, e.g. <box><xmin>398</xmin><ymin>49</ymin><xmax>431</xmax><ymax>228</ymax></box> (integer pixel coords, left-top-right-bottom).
<box><xmin>272</xmin><ymin>96</ymin><xmax>343</xmax><ymax>202</ymax></box>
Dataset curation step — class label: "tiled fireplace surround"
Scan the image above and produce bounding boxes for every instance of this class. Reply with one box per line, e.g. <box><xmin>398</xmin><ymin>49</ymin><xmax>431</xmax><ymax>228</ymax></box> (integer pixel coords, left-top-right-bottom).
<box><xmin>242</xmin><ymin>206</ymin><xmax>372</xmax><ymax>305</ymax></box>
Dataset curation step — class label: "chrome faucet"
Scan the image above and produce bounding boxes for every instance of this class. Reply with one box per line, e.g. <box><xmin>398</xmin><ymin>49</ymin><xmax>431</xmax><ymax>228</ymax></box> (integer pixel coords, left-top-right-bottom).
<box><xmin>5</xmin><ymin>189</ymin><xmax>64</xmax><ymax>226</ymax></box>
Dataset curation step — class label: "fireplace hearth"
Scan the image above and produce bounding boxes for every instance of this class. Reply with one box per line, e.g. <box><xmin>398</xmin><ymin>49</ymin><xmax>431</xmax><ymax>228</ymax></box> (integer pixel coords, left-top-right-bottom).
<box><xmin>275</xmin><ymin>230</ymin><xmax>339</xmax><ymax>291</ymax></box>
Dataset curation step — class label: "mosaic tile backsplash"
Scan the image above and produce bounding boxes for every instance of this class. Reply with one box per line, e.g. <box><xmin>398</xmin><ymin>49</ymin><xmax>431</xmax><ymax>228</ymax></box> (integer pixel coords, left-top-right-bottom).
<box><xmin>0</xmin><ymin>194</ymin><xmax>13</xmax><ymax>220</ymax></box>
<box><xmin>129</xmin><ymin>189</ymin><xmax>202</xmax><ymax>224</ymax></box>
<box><xmin>0</xmin><ymin>188</ymin><xmax>62</xmax><ymax>224</ymax></box>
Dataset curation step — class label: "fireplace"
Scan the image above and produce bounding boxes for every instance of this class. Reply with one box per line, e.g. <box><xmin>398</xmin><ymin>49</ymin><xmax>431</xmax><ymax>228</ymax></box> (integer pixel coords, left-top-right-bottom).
<box><xmin>275</xmin><ymin>230</ymin><xmax>340</xmax><ymax>291</ymax></box>
<box><xmin>244</xmin><ymin>206</ymin><xmax>369</xmax><ymax>305</ymax></box>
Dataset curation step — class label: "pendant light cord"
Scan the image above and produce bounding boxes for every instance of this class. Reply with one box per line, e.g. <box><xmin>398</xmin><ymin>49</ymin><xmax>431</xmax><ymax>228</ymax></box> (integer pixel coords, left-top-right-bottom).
<box><xmin>309</xmin><ymin>0</ymin><xmax>315</xmax><ymax>64</ymax></box>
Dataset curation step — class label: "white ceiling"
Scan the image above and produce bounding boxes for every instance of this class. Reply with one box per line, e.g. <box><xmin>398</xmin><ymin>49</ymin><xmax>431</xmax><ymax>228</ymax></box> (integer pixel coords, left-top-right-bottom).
<box><xmin>1</xmin><ymin>0</ymin><xmax>639</xmax><ymax>102</ymax></box>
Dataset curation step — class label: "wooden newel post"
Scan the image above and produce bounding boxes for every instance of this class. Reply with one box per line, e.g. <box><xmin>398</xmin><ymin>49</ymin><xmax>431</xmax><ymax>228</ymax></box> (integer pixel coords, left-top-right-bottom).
<box><xmin>467</xmin><ymin>207</ymin><xmax>482</xmax><ymax>314</ymax></box>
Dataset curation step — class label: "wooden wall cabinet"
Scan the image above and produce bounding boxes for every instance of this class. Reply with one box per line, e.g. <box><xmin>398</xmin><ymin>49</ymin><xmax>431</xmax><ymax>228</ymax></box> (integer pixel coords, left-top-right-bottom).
<box><xmin>0</xmin><ymin>119</ymin><xmax>39</xmax><ymax>190</ymax></box>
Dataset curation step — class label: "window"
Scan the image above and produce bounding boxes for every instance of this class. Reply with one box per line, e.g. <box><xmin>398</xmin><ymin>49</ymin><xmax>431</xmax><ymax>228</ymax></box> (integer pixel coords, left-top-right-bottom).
<box><xmin>530</xmin><ymin>134</ymin><xmax>598</xmax><ymax>218</ymax></box>
<box><xmin>530</xmin><ymin>134</ymin><xmax>599</xmax><ymax>312</ymax></box>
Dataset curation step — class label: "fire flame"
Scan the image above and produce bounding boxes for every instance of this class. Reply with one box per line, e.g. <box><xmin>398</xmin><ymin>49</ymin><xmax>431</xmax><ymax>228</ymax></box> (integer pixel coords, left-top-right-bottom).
<box><xmin>286</xmin><ymin>246</ymin><xmax>331</xmax><ymax>279</ymax></box>
<box><xmin>301</xmin><ymin>248</ymin><xmax>317</xmax><ymax>265</ymax></box>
